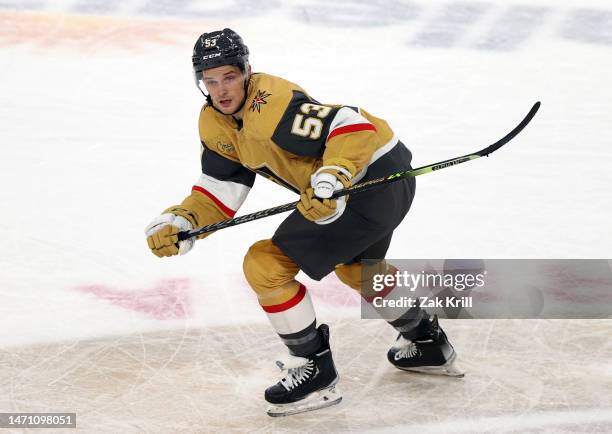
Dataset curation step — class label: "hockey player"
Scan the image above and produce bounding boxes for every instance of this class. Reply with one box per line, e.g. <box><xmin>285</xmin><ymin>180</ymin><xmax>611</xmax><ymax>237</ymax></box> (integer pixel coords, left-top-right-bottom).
<box><xmin>145</xmin><ymin>28</ymin><xmax>461</xmax><ymax>416</ymax></box>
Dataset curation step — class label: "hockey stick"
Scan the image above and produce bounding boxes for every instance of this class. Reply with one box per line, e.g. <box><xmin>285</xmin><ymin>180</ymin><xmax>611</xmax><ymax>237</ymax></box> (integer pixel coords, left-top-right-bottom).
<box><xmin>178</xmin><ymin>101</ymin><xmax>540</xmax><ymax>241</ymax></box>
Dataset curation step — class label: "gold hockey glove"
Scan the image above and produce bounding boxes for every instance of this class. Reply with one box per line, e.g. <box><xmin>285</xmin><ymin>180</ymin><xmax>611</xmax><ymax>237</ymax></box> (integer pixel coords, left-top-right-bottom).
<box><xmin>297</xmin><ymin>187</ymin><xmax>339</xmax><ymax>223</ymax></box>
<box><xmin>145</xmin><ymin>213</ymin><xmax>194</xmax><ymax>257</ymax></box>
<box><xmin>298</xmin><ymin>163</ymin><xmax>353</xmax><ymax>225</ymax></box>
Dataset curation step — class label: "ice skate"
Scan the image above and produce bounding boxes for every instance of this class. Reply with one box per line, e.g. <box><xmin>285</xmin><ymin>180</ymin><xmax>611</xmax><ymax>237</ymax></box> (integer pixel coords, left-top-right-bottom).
<box><xmin>266</xmin><ymin>324</ymin><xmax>342</xmax><ymax>417</ymax></box>
<box><xmin>387</xmin><ymin>315</ymin><xmax>464</xmax><ymax>377</ymax></box>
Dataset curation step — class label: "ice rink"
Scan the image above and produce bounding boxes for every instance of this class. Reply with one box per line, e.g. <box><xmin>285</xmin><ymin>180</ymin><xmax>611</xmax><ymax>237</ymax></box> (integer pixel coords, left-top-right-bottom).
<box><xmin>1</xmin><ymin>0</ymin><xmax>611</xmax><ymax>432</ymax></box>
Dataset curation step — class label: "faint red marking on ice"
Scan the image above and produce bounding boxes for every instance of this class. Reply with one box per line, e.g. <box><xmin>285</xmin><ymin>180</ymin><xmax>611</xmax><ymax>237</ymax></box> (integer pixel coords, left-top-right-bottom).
<box><xmin>308</xmin><ymin>276</ymin><xmax>361</xmax><ymax>307</ymax></box>
<box><xmin>76</xmin><ymin>278</ymin><xmax>192</xmax><ymax>320</ymax></box>
<box><xmin>0</xmin><ymin>11</ymin><xmax>199</xmax><ymax>51</ymax></box>
<box><xmin>542</xmin><ymin>264</ymin><xmax>612</xmax><ymax>303</ymax></box>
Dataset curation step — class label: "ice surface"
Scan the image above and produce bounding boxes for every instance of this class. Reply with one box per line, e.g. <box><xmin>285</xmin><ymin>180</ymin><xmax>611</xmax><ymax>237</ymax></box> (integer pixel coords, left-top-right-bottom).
<box><xmin>0</xmin><ymin>0</ymin><xmax>611</xmax><ymax>431</ymax></box>
<box><xmin>1</xmin><ymin>320</ymin><xmax>611</xmax><ymax>432</ymax></box>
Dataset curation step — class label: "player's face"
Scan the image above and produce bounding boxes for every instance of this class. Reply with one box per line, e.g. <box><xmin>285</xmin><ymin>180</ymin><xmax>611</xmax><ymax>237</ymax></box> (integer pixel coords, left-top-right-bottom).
<box><xmin>201</xmin><ymin>65</ymin><xmax>246</xmax><ymax>114</ymax></box>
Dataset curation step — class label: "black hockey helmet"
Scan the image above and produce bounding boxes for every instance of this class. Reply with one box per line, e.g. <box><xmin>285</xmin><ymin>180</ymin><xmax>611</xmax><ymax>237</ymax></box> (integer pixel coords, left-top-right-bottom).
<box><xmin>192</xmin><ymin>28</ymin><xmax>249</xmax><ymax>73</ymax></box>
<box><xmin>192</xmin><ymin>28</ymin><xmax>250</xmax><ymax>112</ymax></box>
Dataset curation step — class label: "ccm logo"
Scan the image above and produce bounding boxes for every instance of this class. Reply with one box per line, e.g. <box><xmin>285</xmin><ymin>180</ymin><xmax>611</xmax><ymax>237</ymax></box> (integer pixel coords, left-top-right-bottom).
<box><xmin>202</xmin><ymin>53</ymin><xmax>221</xmax><ymax>60</ymax></box>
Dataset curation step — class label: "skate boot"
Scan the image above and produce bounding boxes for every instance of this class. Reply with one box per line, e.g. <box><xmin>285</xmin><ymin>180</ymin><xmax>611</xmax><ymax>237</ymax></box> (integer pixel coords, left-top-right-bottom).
<box><xmin>387</xmin><ymin>315</ymin><xmax>464</xmax><ymax>377</ymax></box>
<box><xmin>265</xmin><ymin>324</ymin><xmax>342</xmax><ymax>417</ymax></box>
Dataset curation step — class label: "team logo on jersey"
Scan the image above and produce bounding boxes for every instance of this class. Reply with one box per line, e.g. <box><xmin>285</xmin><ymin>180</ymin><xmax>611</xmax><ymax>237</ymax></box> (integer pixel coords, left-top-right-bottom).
<box><xmin>216</xmin><ymin>140</ymin><xmax>235</xmax><ymax>154</ymax></box>
<box><xmin>250</xmin><ymin>89</ymin><xmax>271</xmax><ymax>113</ymax></box>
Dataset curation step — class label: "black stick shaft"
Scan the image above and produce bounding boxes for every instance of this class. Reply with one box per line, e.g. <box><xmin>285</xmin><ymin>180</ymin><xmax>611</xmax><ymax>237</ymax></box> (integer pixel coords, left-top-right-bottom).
<box><xmin>178</xmin><ymin>102</ymin><xmax>540</xmax><ymax>241</ymax></box>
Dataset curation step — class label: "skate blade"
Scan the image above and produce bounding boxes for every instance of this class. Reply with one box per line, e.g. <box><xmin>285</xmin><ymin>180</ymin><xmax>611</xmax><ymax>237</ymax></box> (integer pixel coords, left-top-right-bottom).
<box><xmin>396</xmin><ymin>354</ymin><xmax>465</xmax><ymax>378</ymax></box>
<box><xmin>267</xmin><ymin>385</ymin><xmax>343</xmax><ymax>417</ymax></box>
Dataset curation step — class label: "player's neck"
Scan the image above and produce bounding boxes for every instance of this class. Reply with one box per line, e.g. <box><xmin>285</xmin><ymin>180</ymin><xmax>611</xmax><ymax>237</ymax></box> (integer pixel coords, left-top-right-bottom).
<box><xmin>233</xmin><ymin>106</ymin><xmax>245</xmax><ymax>120</ymax></box>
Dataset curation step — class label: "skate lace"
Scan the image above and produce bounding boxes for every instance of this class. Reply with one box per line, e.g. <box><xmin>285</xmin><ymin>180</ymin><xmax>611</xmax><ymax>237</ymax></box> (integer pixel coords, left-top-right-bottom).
<box><xmin>395</xmin><ymin>341</ymin><xmax>420</xmax><ymax>360</ymax></box>
<box><xmin>280</xmin><ymin>360</ymin><xmax>315</xmax><ymax>391</ymax></box>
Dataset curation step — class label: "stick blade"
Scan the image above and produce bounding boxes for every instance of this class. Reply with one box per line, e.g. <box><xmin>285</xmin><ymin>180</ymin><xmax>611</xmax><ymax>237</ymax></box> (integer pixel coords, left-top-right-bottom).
<box><xmin>477</xmin><ymin>101</ymin><xmax>541</xmax><ymax>157</ymax></box>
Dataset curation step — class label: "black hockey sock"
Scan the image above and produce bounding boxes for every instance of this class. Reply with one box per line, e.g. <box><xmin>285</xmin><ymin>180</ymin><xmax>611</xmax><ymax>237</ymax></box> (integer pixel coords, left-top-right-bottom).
<box><xmin>278</xmin><ymin>321</ymin><xmax>323</xmax><ymax>357</ymax></box>
<box><xmin>388</xmin><ymin>308</ymin><xmax>432</xmax><ymax>341</ymax></box>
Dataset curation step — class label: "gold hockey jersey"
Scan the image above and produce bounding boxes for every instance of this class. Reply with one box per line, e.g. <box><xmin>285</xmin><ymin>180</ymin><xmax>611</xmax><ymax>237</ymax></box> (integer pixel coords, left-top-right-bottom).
<box><xmin>170</xmin><ymin>72</ymin><xmax>400</xmax><ymax>233</ymax></box>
